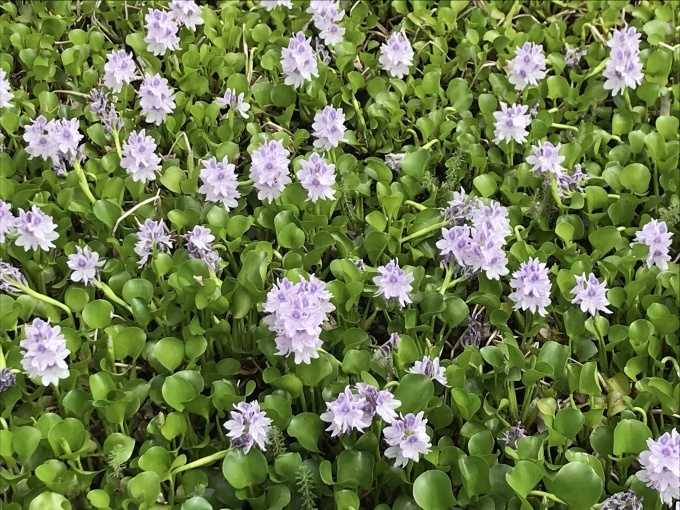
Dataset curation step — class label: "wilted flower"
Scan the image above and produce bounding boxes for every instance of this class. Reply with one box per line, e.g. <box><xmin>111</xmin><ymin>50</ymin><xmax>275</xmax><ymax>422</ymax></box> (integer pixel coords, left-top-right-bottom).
<box><xmin>121</xmin><ymin>130</ymin><xmax>161</xmax><ymax>183</ymax></box>
<box><xmin>15</xmin><ymin>206</ymin><xmax>59</xmax><ymax>252</ymax></box>
<box><xmin>379</xmin><ymin>33</ymin><xmax>414</xmax><ymax>79</ymax></box>
<box><xmin>20</xmin><ymin>319</ymin><xmax>70</xmax><ymax>386</ymax></box>
<box><xmin>409</xmin><ymin>356</ymin><xmax>449</xmax><ymax>386</ymax></box>
<box><xmin>67</xmin><ymin>246</ymin><xmax>104</xmax><ymax>286</ymax></box>
<box><xmin>571</xmin><ymin>273</ymin><xmax>612</xmax><ymax>315</ymax></box>
<box><xmin>184</xmin><ymin>225</ymin><xmax>221</xmax><ymax>271</ymax></box>
<box><xmin>0</xmin><ymin>368</ymin><xmax>16</xmax><ymax>393</ymax></box>
<box><xmin>636</xmin><ymin>429</ymin><xmax>680</xmax><ymax>507</ymax></box>
<box><xmin>0</xmin><ymin>199</ymin><xmax>16</xmax><ymax>242</ymax></box>
<box><xmin>103</xmin><ymin>49</ymin><xmax>138</xmax><ymax>93</ymax></box>
<box><xmin>373</xmin><ymin>259</ymin><xmax>414</xmax><ymax>307</ymax></box>
<box><xmin>356</xmin><ymin>383</ymin><xmax>401</xmax><ymax>423</ymax></box>
<box><xmin>635</xmin><ymin>219</ymin><xmax>673</xmax><ymax>270</ymax></box>
<box><xmin>216</xmin><ymin>88</ymin><xmax>250</xmax><ymax>118</ymax></box>
<box><xmin>250</xmin><ymin>140</ymin><xmax>291</xmax><ymax>202</ymax></box>
<box><xmin>134</xmin><ymin>219</ymin><xmax>173</xmax><ymax>267</ymax></box>
<box><xmin>223</xmin><ymin>401</ymin><xmax>272</xmax><ymax>453</ymax></box>
<box><xmin>198</xmin><ymin>156</ymin><xmax>241</xmax><ymax>210</ymax></box>
<box><xmin>565</xmin><ymin>47</ymin><xmax>587</xmax><ymax>67</ymax></box>
<box><xmin>493</xmin><ymin>102</ymin><xmax>531</xmax><ymax>145</ymax></box>
<box><xmin>460</xmin><ymin>310</ymin><xmax>483</xmax><ymax>348</ymax></box>
<box><xmin>505</xmin><ymin>42</ymin><xmax>547</xmax><ymax>91</ymax></box>
<box><xmin>169</xmin><ymin>0</ymin><xmax>204</xmax><ymax>31</ymax></box>
<box><xmin>298</xmin><ymin>153</ymin><xmax>336</xmax><ymax>202</ymax></box>
<box><xmin>443</xmin><ymin>188</ymin><xmax>475</xmax><ymax>224</ymax></box>
<box><xmin>603</xmin><ymin>26</ymin><xmax>643</xmax><ymax>96</ymax></box>
<box><xmin>600</xmin><ymin>491</ymin><xmax>643</xmax><ymax>510</ymax></box>
<box><xmin>320</xmin><ymin>386</ymin><xmax>372</xmax><ymax>436</ymax></box>
<box><xmin>312</xmin><ymin>105</ymin><xmax>347</xmax><ymax>151</ymax></box>
<box><xmin>281</xmin><ymin>32</ymin><xmax>319</xmax><ymax>88</ymax></box>
<box><xmin>263</xmin><ymin>276</ymin><xmax>335</xmax><ymax>364</ymax></box>
<box><xmin>385</xmin><ymin>153</ymin><xmax>405</xmax><ymax>171</ymax></box>
<box><xmin>139</xmin><ymin>74</ymin><xmax>176</xmax><ymax>125</ymax></box>
<box><xmin>261</xmin><ymin>0</ymin><xmax>293</xmax><ymax>10</ymax></box>
<box><xmin>89</xmin><ymin>89</ymin><xmax>123</xmax><ymax>134</ymax></box>
<box><xmin>387</xmin><ymin>332</ymin><xmax>400</xmax><ymax>349</ymax></box>
<box><xmin>508</xmin><ymin>258</ymin><xmax>552</xmax><ymax>316</ymax></box>
<box><xmin>383</xmin><ymin>412</ymin><xmax>432</xmax><ymax>468</ymax></box>
<box><xmin>526</xmin><ymin>141</ymin><xmax>566</xmax><ymax>177</ymax></box>
<box><xmin>315</xmin><ymin>37</ymin><xmax>332</xmax><ymax>64</ymax></box>
<box><xmin>500</xmin><ymin>423</ymin><xmax>526</xmax><ymax>449</ymax></box>
<box><xmin>0</xmin><ymin>261</ymin><xmax>27</xmax><ymax>292</ymax></box>
<box><xmin>0</xmin><ymin>68</ymin><xmax>14</xmax><ymax>109</ymax></box>
<box><xmin>144</xmin><ymin>9</ymin><xmax>180</xmax><ymax>55</ymax></box>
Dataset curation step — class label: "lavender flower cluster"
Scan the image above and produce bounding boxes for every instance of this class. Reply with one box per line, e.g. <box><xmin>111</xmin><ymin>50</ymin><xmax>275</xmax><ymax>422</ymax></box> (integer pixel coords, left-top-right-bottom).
<box><xmin>308</xmin><ymin>0</ymin><xmax>345</xmax><ymax>46</ymax></box>
<box><xmin>23</xmin><ymin>115</ymin><xmax>84</xmax><ymax>173</ymax></box>
<box><xmin>263</xmin><ymin>275</ymin><xmax>335</xmax><ymax>364</ymax></box>
<box><xmin>198</xmin><ymin>156</ymin><xmax>241</xmax><ymax>209</ymax></box>
<box><xmin>635</xmin><ymin>219</ymin><xmax>673</xmax><ymax>270</ymax></box>
<box><xmin>0</xmin><ymin>203</ymin><xmax>59</xmax><ymax>252</ymax></box>
<box><xmin>408</xmin><ymin>356</ymin><xmax>449</xmax><ymax>386</ymax></box>
<box><xmin>505</xmin><ymin>42</ymin><xmax>547</xmax><ymax>91</ymax></box>
<box><xmin>223</xmin><ymin>401</ymin><xmax>272</xmax><ymax>454</ymax></box>
<box><xmin>636</xmin><ymin>429</ymin><xmax>680</xmax><ymax>507</ymax></box>
<box><xmin>20</xmin><ymin>319</ymin><xmax>70</xmax><ymax>386</ymax></box>
<box><xmin>603</xmin><ymin>26</ymin><xmax>643</xmax><ymax>96</ymax></box>
<box><xmin>184</xmin><ymin>225</ymin><xmax>221</xmax><ymax>271</ymax></box>
<box><xmin>373</xmin><ymin>259</ymin><xmax>415</xmax><ymax>307</ymax></box>
<box><xmin>134</xmin><ymin>219</ymin><xmax>173</xmax><ymax>267</ymax></box>
<box><xmin>320</xmin><ymin>383</ymin><xmax>401</xmax><ymax>436</ymax></box>
<box><xmin>526</xmin><ymin>141</ymin><xmax>586</xmax><ymax>197</ymax></box>
<box><xmin>437</xmin><ymin>189</ymin><xmax>511</xmax><ymax>280</ymax></box>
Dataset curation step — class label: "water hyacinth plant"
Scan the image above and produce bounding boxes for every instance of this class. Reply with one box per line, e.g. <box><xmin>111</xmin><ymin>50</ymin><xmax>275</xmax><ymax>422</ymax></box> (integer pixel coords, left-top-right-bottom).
<box><xmin>0</xmin><ymin>1</ymin><xmax>678</xmax><ymax>509</ymax></box>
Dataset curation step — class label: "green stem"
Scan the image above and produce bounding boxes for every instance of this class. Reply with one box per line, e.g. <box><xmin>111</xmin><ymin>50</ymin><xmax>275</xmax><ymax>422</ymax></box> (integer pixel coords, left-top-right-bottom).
<box><xmin>401</xmin><ymin>220</ymin><xmax>448</xmax><ymax>243</ymax></box>
<box><xmin>170</xmin><ymin>449</ymin><xmax>230</xmax><ymax>476</ymax></box>
<box><xmin>528</xmin><ymin>491</ymin><xmax>568</xmax><ymax>506</ymax></box>
<box><xmin>73</xmin><ymin>159</ymin><xmax>97</xmax><ymax>204</ymax></box>
<box><xmin>548</xmin><ymin>177</ymin><xmax>567</xmax><ymax>210</ymax></box>
<box><xmin>421</xmin><ymin>139</ymin><xmax>439</xmax><ymax>150</ymax></box>
<box><xmin>15</xmin><ymin>282</ymin><xmax>74</xmax><ymax>320</ymax></box>
<box><xmin>502</xmin><ymin>0</ymin><xmax>521</xmax><ymax>27</ymax></box>
<box><xmin>112</xmin><ymin>127</ymin><xmax>123</xmax><ymax>159</ymax></box>
<box><xmin>95</xmin><ymin>281</ymin><xmax>133</xmax><ymax>313</ymax></box>
<box><xmin>623</xmin><ymin>89</ymin><xmax>633</xmax><ymax>111</ymax></box>
<box><xmin>404</xmin><ymin>200</ymin><xmax>427</xmax><ymax>211</ymax></box>
<box><xmin>628</xmin><ymin>406</ymin><xmax>648</xmax><ymax>425</ymax></box>
<box><xmin>593</xmin><ymin>317</ymin><xmax>609</xmax><ymax>374</ymax></box>
<box><xmin>507</xmin><ymin>140</ymin><xmax>514</xmax><ymax>167</ymax></box>
<box><xmin>585</xmin><ymin>58</ymin><xmax>607</xmax><ymax>79</ymax></box>
<box><xmin>551</xmin><ymin>122</ymin><xmax>579</xmax><ymax>132</ymax></box>
<box><xmin>439</xmin><ymin>263</ymin><xmax>454</xmax><ymax>295</ymax></box>
<box><xmin>238</xmin><ymin>179</ymin><xmax>254</xmax><ymax>187</ymax></box>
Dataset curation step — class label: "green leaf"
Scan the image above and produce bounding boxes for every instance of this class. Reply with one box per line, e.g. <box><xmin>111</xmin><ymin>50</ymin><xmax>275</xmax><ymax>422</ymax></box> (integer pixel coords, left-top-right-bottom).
<box><xmin>459</xmin><ymin>455</ymin><xmax>491</xmax><ymax>497</ymax></box>
<box><xmin>287</xmin><ymin>413</ymin><xmax>323</xmax><ymax>452</ymax></box>
<box><xmin>549</xmin><ymin>463</ymin><xmax>601</xmax><ymax>510</ymax></box>
<box><xmin>506</xmin><ymin>461</ymin><xmax>543</xmax><ymax>498</ymax></box>
<box><xmin>613</xmin><ymin>419</ymin><xmax>652</xmax><ymax>455</ymax></box>
<box><xmin>82</xmin><ymin>300</ymin><xmax>113</xmax><ymax>329</ymax></box>
<box><xmin>394</xmin><ymin>374</ymin><xmax>434</xmax><ymax>414</ymax></box>
<box><xmin>222</xmin><ymin>448</ymin><xmax>268</xmax><ymax>489</ymax></box>
<box><xmin>337</xmin><ymin>450</ymin><xmax>375</xmax><ymax>490</ymax></box>
<box><xmin>588</xmin><ymin>226</ymin><xmax>622</xmax><ymax>255</ymax></box>
<box><xmin>619</xmin><ymin>163</ymin><xmax>651</xmax><ymax>194</ymax></box>
<box><xmin>413</xmin><ymin>470</ymin><xmax>456</xmax><ymax>510</ymax></box>
<box><xmin>473</xmin><ymin>174</ymin><xmax>497</xmax><ymax>197</ymax></box>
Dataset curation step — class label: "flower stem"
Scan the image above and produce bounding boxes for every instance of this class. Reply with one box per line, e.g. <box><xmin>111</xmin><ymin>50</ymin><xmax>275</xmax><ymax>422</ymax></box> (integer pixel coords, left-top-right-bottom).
<box><xmin>112</xmin><ymin>127</ymin><xmax>123</xmax><ymax>159</ymax></box>
<box><xmin>170</xmin><ymin>449</ymin><xmax>230</xmax><ymax>476</ymax></box>
<box><xmin>73</xmin><ymin>159</ymin><xmax>97</xmax><ymax>204</ymax></box>
<box><xmin>439</xmin><ymin>262</ymin><xmax>454</xmax><ymax>295</ymax></box>
<box><xmin>404</xmin><ymin>200</ymin><xmax>427</xmax><ymax>211</ymax></box>
<box><xmin>401</xmin><ymin>220</ymin><xmax>448</xmax><ymax>243</ymax></box>
<box><xmin>15</xmin><ymin>282</ymin><xmax>74</xmax><ymax>320</ymax></box>
<box><xmin>528</xmin><ymin>491</ymin><xmax>568</xmax><ymax>506</ymax></box>
<box><xmin>95</xmin><ymin>281</ymin><xmax>133</xmax><ymax>313</ymax></box>
<box><xmin>551</xmin><ymin>122</ymin><xmax>579</xmax><ymax>132</ymax></box>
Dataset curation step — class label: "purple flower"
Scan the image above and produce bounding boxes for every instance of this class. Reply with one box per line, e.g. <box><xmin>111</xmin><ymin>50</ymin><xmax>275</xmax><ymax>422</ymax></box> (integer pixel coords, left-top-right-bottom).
<box><xmin>379</xmin><ymin>33</ymin><xmax>414</xmax><ymax>79</ymax></box>
<box><xmin>356</xmin><ymin>382</ymin><xmax>401</xmax><ymax>424</ymax></box>
<box><xmin>600</xmin><ymin>491</ymin><xmax>643</xmax><ymax>510</ymax></box>
<box><xmin>500</xmin><ymin>423</ymin><xmax>526</xmax><ymax>449</ymax></box>
<box><xmin>144</xmin><ymin>9</ymin><xmax>180</xmax><ymax>55</ymax></box>
<box><xmin>505</xmin><ymin>42</ymin><xmax>547</xmax><ymax>91</ymax></box>
<box><xmin>526</xmin><ymin>141</ymin><xmax>566</xmax><ymax>177</ymax></box>
<box><xmin>23</xmin><ymin>116</ymin><xmax>58</xmax><ymax>161</ymax></box>
<box><xmin>139</xmin><ymin>74</ymin><xmax>176</xmax><ymax>125</ymax></box>
<box><xmin>508</xmin><ymin>258</ymin><xmax>552</xmax><ymax>316</ymax></box>
<box><xmin>385</xmin><ymin>153</ymin><xmax>405</xmax><ymax>171</ymax></box>
<box><xmin>0</xmin><ymin>261</ymin><xmax>27</xmax><ymax>292</ymax></box>
<box><xmin>571</xmin><ymin>273</ymin><xmax>612</xmax><ymax>315</ymax></box>
<box><xmin>48</xmin><ymin>118</ymin><xmax>83</xmax><ymax>156</ymax></box>
<box><xmin>263</xmin><ymin>276</ymin><xmax>336</xmax><ymax>364</ymax></box>
<box><xmin>121</xmin><ymin>130</ymin><xmax>161</xmax><ymax>183</ymax></box>
<box><xmin>565</xmin><ymin>47</ymin><xmax>587</xmax><ymax>67</ymax></box>
<box><xmin>493</xmin><ymin>102</ymin><xmax>531</xmax><ymax>145</ymax></box>
<box><xmin>469</xmin><ymin>201</ymin><xmax>511</xmax><ymax>241</ymax></box>
<box><xmin>309</xmin><ymin>1</ymin><xmax>344</xmax><ymax>46</ymax></box>
<box><xmin>320</xmin><ymin>386</ymin><xmax>372</xmax><ymax>436</ymax></box>
<box><xmin>604</xmin><ymin>26</ymin><xmax>643</xmax><ymax>96</ymax></box>
<box><xmin>169</xmin><ymin>0</ymin><xmax>204</xmax><ymax>31</ymax></box>
<box><xmin>298</xmin><ymin>153</ymin><xmax>336</xmax><ymax>202</ymax></box>
<box><xmin>67</xmin><ymin>246</ymin><xmax>104</xmax><ymax>286</ymax></box>
<box><xmin>0</xmin><ymin>68</ymin><xmax>13</xmax><ymax>109</ymax></box>
<box><xmin>388</xmin><ymin>332</ymin><xmax>400</xmax><ymax>349</ymax></box>
<box><xmin>223</xmin><ymin>401</ymin><xmax>272</xmax><ymax>453</ymax></box>
<box><xmin>216</xmin><ymin>88</ymin><xmax>250</xmax><ymax>118</ymax></box>
<box><xmin>373</xmin><ymin>259</ymin><xmax>414</xmax><ymax>307</ymax></box>
<box><xmin>184</xmin><ymin>225</ymin><xmax>221</xmax><ymax>271</ymax></box>
<box><xmin>250</xmin><ymin>140</ymin><xmax>291</xmax><ymax>202</ymax></box>
<box><xmin>635</xmin><ymin>219</ymin><xmax>673</xmax><ymax>271</ymax></box>
<box><xmin>0</xmin><ymin>199</ymin><xmax>16</xmax><ymax>242</ymax></box>
<box><xmin>134</xmin><ymin>219</ymin><xmax>173</xmax><ymax>267</ymax></box>
<box><xmin>20</xmin><ymin>319</ymin><xmax>70</xmax><ymax>386</ymax></box>
<box><xmin>636</xmin><ymin>429</ymin><xmax>680</xmax><ymax>507</ymax></box>
<box><xmin>281</xmin><ymin>32</ymin><xmax>319</xmax><ymax>88</ymax></box>
<box><xmin>408</xmin><ymin>356</ymin><xmax>449</xmax><ymax>386</ymax></box>
<box><xmin>15</xmin><ymin>206</ymin><xmax>59</xmax><ymax>252</ymax></box>
<box><xmin>383</xmin><ymin>412</ymin><xmax>432</xmax><ymax>468</ymax></box>
<box><xmin>312</xmin><ymin>105</ymin><xmax>346</xmax><ymax>151</ymax></box>
<box><xmin>315</xmin><ymin>37</ymin><xmax>332</xmax><ymax>64</ymax></box>
<box><xmin>261</xmin><ymin>0</ymin><xmax>293</xmax><ymax>10</ymax></box>
<box><xmin>198</xmin><ymin>156</ymin><xmax>241</xmax><ymax>210</ymax></box>
<box><xmin>103</xmin><ymin>50</ymin><xmax>138</xmax><ymax>93</ymax></box>
<box><xmin>0</xmin><ymin>368</ymin><xmax>16</xmax><ymax>393</ymax></box>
